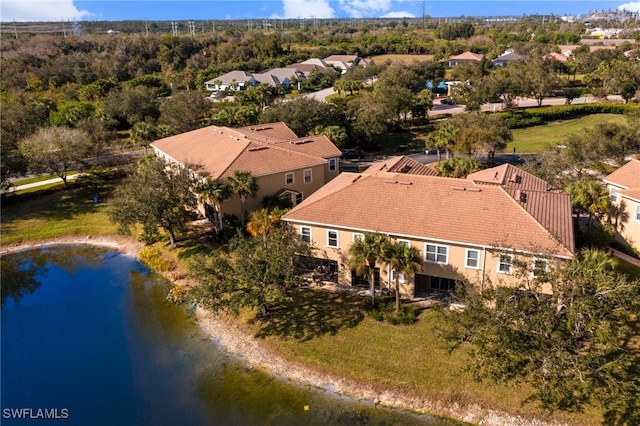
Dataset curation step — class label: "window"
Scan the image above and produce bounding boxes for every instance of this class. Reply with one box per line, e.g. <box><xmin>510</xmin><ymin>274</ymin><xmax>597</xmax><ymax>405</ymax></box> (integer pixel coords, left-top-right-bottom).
<box><xmin>285</xmin><ymin>172</ymin><xmax>294</xmax><ymax>185</ymax></box>
<box><xmin>295</xmin><ymin>193</ymin><xmax>303</xmax><ymax>205</ymax></box>
<box><xmin>425</xmin><ymin>244</ymin><xmax>448</xmax><ymax>264</ymax></box>
<box><xmin>300</xmin><ymin>226</ymin><xmax>312</xmax><ymax>243</ymax></box>
<box><xmin>327</xmin><ymin>230</ymin><xmax>339</xmax><ymax>248</ymax></box>
<box><xmin>636</xmin><ymin>205</ymin><xmax>640</xmax><ymax>222</ymax></box>
<box><xmin>328</xmin><ymin>158</ymin><xmax>337</xmax><ymax>172</ymax></box>
<box><xmin>352</xmin><ymin>232</ymin><xmax>364</xmax><ymax>242</ymax></box>
<box><xmin>532</xmin><ymin>259</ymin><xmax>548</xmax><ymax>277</ymax></box>
<box><xmin>391</xmin><ymin>270</ymin><xmax>406</xmax><ymax>283</ymax></box>
<box><xmin>397</xmin><ymin>239</ymin><xmax>410</xmax><ymax>247</ymax></box>
<box><xmin>304</xmin><ymin>169</ymin><xmax>312</xmax><ymax>184</ymax></box>
<box><xmin>465</xmin><ymin>249</ymin><xmax>480</xmax><ymax>269</ymax></box>
<box><xmin>498</xmin><ymin>254</ymin><xmax>513</xmax><ymax>274</ymax></box>
<box><xmin>609</xmin><ymin>186</ymin><xmax>618</xmax><ymax>203</ymax></box>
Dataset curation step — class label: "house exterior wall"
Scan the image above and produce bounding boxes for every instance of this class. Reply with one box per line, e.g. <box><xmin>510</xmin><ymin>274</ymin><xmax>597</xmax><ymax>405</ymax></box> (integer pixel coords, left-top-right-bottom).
<box><xmin>292</xmin><ymin>223</ymin><xmax>552</xmax><ymax>296</ymax></box>
<box><xmin>616</xmin><ymin>196</ymin><xmax>640</xmax><ymax>252</ymax></box>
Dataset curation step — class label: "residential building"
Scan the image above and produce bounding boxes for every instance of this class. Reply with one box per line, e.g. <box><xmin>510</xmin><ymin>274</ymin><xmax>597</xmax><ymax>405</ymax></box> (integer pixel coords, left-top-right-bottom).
<box><xmin>603</xmin><ymin>159</ymin><xmax>640</xmax><ymax>252</ymax></box>
<box><xmin>491</xmin><ymin>51</ymin><xmax>525</xmax><ymax>67</ymax></box>
<box><xmin>151</xmin><ymin>122</ymin><xmax>342</xmax><ymax>228</ymax></box>
<box><xmin>204</xmin><ymin>70</ymin><xmax>255</xmax><ymax>92</ymax></box>
<box><xmin>445</xmin><ymin>51</ymin><xmax>484</xmax><ymax>67</ymax></box>
<box><xmin>323</xmin><ymin>55</ymin><xmax>369</xmax><ymax>73</ymax></box>
<box><xmin>283</xmin><ymin>158</ymin><xmax>574</xmax><ymax>297</ymax></box>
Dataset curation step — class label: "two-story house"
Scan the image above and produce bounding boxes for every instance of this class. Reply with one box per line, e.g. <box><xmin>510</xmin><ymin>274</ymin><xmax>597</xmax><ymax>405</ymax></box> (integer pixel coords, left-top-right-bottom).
<box><xmin>283</xmin><ymin>157</ymin><xmax>574</xmax><ymax>297</ymax></box>
<box><xmin>604</xmin><ymin>159</ymin><xmax>640</xmax><ymax>252</ymax></box>
<box><xmin>151</xmin><ymin>122</ymin><xmax>342</xmax><ymax>229</ymax></box>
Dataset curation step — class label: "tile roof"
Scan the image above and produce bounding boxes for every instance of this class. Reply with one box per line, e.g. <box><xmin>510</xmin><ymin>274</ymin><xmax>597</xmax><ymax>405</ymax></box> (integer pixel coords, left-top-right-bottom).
<box><xmin>604</xmin><ymin>159</ymin><xmax>640</xmax><ymax>189</ymax></box>
<box><xmin>467</xmin><ymin>164</ymin><xmax>550</xmax><ymax>192</ymax></box>
<box><xmin>283</xmin><ymin>166</ymin><xmax>574</xmax><ymax>257</ymax></box>
<box><xmin>204</xmin><ymin>70</ymin><xmax>253</xmax><ymax>85</ymax></box>
<box><xmin>364</xmin><ymin>156</ymin><xmax>439</xmax><ymax>177</ymax></box>
<box><xmin>618</xmin><ymin>188</ymin><xmax>640</xmax><ymax>203</ymax></box>
<box><xmin>447</xmin><ymin>51</ymin><xmax>484</xmax><ymax>61</ymax></box>
<box><xmin>150</xmin><ymin>123</ymin><xmax>340</xmax><ymax>180</ymax></box>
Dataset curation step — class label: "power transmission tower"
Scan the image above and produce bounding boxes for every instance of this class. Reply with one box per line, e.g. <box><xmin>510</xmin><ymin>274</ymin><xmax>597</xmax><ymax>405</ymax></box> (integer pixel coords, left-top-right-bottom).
<box><xmin>171</xmin><ymin>22</ymin><xmax>178</xmax><ymax>36</ymax></box>
<box><xmin>188</xmin><ymin>20</ymin><xmax>196</xmax><ymax>37</ymax></box>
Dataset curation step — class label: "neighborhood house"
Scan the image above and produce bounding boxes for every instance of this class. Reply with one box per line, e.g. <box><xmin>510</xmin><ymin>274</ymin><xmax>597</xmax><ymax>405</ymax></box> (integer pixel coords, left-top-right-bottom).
<box><xmin>283</xmin><ymin>157</ymin><xmax>575</xmax><ymax>297</ymax></box>
<box><xmin>604</xmin><ymin>159</ymin><xmax>640</xmax><ymax>252</ymax></box>
<box><xmin>151</xmin><ymin>122</ymin><xmax>342</xmax><ymax>229</ymax></box>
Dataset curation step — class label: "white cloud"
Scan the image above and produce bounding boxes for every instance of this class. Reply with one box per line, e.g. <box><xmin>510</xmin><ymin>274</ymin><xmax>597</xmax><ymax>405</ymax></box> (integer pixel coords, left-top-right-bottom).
<box><xmin>381</xmin><ymin>10</ymin><xmax>415</xmax><ymax>18</ymax></box>
<box><xmin>338</xmin><ymin>0</ymin><xmax>392</xmax><ymax>18</ymax></box>
<box><xmin>617</xmin><ymin>2</ymin><xmax>640</xmax><ymax>12</ymax></box>
<box><xmin>1</xmin><ymin>0</ymin><xmax>92</xmax><ymax>22</ymax></box>
<box><xmin>271</xmin><ymin>0</ymin><xmax>335</xmax><ymax>18</ymax></box>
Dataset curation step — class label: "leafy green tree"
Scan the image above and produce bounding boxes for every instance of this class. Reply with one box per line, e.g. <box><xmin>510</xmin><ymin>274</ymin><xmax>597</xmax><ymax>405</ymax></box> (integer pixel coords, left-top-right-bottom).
<box><xmin>259</xmin><ymin>97</ymin><xmax>342</xmax><ymax>137</ymax></box>
<box><xmin>443</xmin><ymin>248</ymin><xmax>640</xmax><ymax>422</ymax></box>
<box><xmin>450</xmin><ymin>113</ymin><xmax>511</xmax><ymax>163</ymax></box>
<box><xmin>198</xmin><ymin>177</ymin><xmax>231</xmax><ymax>231</ymax></box>
<box><xmin>18</xmin><ymin>126</ymin><xmax>91</xmax><ymax>187</ymax></box>
<box><xmin>586</xmin><ymin>59</ymin><xmax>640</xmax><ymax>102</ymax></box>
<box><xmin>383</xmin><ymin>242</ymin><xmax>422</xmax><ymax>312</ymax></box>
<box><xmin>348</xmin><ymin>232</ymin><xmax>389</xmax><ymax>307</ymax></box>
<box><xmin>190</xmin><ymin>225</ymin><xmax>310</xmax><ymax>319</ymax></box>
<box><xmin>102</xmin><ymin>86</ymin><xmax>160</xmax><ymax>129</ymax></box>
<box><xmin>227</xmin><ymin>170</ymin><xmax>258</xmax><ymax>226</ymax></box>
<box><xmin>521</xmin><ymin>58</ymin><xmax>564</xmax><ymax>107</ymax></box>
<box><xmin>310</xmin><ymin>125</ymin><xmax>348</xmax><ymax>149</ymax></box>
<box><xmin>110</xmin><ymin>155</ymin><xmax>199</xmax><ymax>246</ymax></box>
<box><xmin>158</xmin><ymin>90</ymin><xmax>211</xmax><ymax>134</ymax></box>
<box><xmin>436</xmin><ymin>157</ymin><xmax>481</xmax><ymax>178</ymax></box>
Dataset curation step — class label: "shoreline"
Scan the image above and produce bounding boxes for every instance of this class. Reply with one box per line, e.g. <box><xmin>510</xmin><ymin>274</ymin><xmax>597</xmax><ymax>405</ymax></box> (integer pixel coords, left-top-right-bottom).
<box><xmin>1</xmin><ymin>236</ymin><xmax>568</xmax><ymax>426</ymax></box>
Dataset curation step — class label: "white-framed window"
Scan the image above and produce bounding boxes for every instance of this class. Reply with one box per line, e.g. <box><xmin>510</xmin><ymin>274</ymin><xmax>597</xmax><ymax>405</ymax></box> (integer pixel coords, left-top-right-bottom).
<box><xmin>391</xmin><ymin>270</ymin><xmax>406</xmax><ymax>283</ymax></box>
<box><xmin>635</xmin><ymin>205</ymin><xmax>640</xmax><ymax>222</ymax></box>
<box><xmin>352</xmin><ymin>232</ymin><xmax>365</xmax><ymax>242</ymax></box>
<box><xmin>397</xmin><ymin>239</ymin><xmax>410</xmax><ymax>247</ymax></box>
<box><xmin>498</xmin><ymin>254</ymin><xmax>513</xmax><ymax>275</ymax></box>
<box><xmin>327</xmin><ymin>230</ymin><xmax>339</xmax><ymax>248</ymax></box>
<box><xmin>304</xmin><ymin>169</ymin><xmax>312</xmax><ymax>184</ymax></box>
<box><xmin>609</xmin><ymin>186</ymin><xmax>618</xmax><ymax>203</ymax></box>
<box><xmin>465</xmin><ymin>249</ymin><xmax>480</xmax><ymax>269</ymax></box>
<box><xmin>300</xmin><ymin>226</ymin><xmax>312</xmax><ymax>243</ymax></box>
<box><xmin>285</xmin><ymin>172</ymin><xmax>294</xmax><ymax>185</ymax></box>
<box><xmin>328</xmin><ymin>158</ymin><xmax>337</xmax><ymax>172</ymax></box>
<box><xmin>295</xmin><ymin>193</ymin><xmax>303</xmax><ymax>205</ymax></box>
<box><xmin>425</xmin><ymin>244</ymin><xmax>448</xmax><ymax>264</ymax></box>
<box><xmin>532</xmin><ymin>258</ymin><xmax>548</xmax><ymax>277</ymax></box>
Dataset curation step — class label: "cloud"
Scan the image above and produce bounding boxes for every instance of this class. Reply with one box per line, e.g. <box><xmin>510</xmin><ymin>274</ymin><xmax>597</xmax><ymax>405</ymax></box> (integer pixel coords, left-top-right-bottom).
<box><xmin>338</xmin><ymin>0</ymin><xmax>393</xmax><ymax>18</ymax></box>
<box><xmin>617</xmin><ymin>2</ymin><xmax>640</xmax><ymax>12</ymax></box>
<box><xmin>381</xmin><ymin>10</ymin><xmax>416</xmax><ymax>18</ymax></box>
<box><xmin>271</xmin><ymin>0</ymin><xmax>335</xmax><ymax>18</ymax></box>
<box><xmin>1</xmin><ymin>0</ymin><xmax>92</xmax><ymax>21</ymax></box>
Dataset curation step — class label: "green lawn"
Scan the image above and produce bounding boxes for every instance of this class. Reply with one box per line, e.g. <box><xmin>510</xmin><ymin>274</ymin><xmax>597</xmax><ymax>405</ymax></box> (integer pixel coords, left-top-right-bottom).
<box><xmin>508</xmin><ymin>114</ymin><xmax>627</xmax><ymax>153</ymax></box>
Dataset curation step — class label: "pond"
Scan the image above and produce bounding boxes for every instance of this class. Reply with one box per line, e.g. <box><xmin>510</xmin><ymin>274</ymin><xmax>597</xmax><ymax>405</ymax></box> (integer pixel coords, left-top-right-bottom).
<box><xmin>1</xmin><ymin>245</ymin><xmax>446</xmax><ymax>425</ymax></box>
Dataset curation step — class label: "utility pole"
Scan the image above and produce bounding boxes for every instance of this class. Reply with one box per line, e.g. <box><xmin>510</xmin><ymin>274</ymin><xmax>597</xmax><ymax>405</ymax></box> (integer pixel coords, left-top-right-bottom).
<box><xmin>422</xmin><ymin>0</ymin><xmax>426</xmax><ymax>29</ymax></box>
<box><xmin>13</xmin><ymin>19</ymin><xmax>18</xmax><ymax>39</ymax></box>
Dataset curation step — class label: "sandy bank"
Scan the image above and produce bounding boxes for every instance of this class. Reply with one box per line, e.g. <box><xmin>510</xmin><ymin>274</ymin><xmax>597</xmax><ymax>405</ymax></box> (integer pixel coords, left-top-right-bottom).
<box><xmin>1</xmin><ymin>236</ymin><xmax>568</xmax><ymax>426</ymax></box>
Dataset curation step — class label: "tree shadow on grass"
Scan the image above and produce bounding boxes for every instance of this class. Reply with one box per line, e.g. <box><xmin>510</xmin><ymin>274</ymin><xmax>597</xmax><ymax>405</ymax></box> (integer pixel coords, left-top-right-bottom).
<box><xmin>254</xmin><ymin>287</ymin><xmax>365</xmax><ymax>342</ymax></box>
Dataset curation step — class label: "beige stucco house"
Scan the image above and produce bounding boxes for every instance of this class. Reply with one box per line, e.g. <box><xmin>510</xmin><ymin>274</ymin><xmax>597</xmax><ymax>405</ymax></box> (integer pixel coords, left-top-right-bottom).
<box><xmin>604</xmin><ymin>159</ymin><xmax>640</xmax><ymax>252</ymax></box>
<box><xmin>283</xmin><ymin>157</ymin><xmax>575</xmax><ymax>297</ymax></box>
<box><xmin>151</xmin><ymin>122</ymin><xmax>342</xmax><ymax>228</ymax></box>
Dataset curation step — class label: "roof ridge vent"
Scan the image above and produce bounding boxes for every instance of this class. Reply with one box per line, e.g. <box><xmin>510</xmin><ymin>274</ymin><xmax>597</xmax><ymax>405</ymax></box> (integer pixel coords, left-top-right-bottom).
<box><xmin>247</xmin><ymin>146</ymin><xmax>269</xmax><ymax>152</ymax></box>
<box><xmin>397</xmin><ymin>181</ymin><xmax>412</xmax><ymax>185</ymax></box>
<box><xmin>384</xmin><ymin>179</ymin><xmax>397</xmax><ymax>184</ymax></box>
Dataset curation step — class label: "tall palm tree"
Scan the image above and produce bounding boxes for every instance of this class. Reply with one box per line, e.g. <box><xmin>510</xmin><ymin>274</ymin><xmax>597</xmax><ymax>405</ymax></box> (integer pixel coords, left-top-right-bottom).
<box><xmin>567</xmin><ymin>180</ymin><xmax>611</xmax><ymax>227</ymax></box>
<box><xmin>384</xmin><ymin>242</ymin><xmax>422</xmax><ymax>312</ymax></box>
<box><xmin>348</xmin><ymin>232</ymin><xmax>389</xmax><ymax>306</ymax></box>
<box><xmin>428</xmin><ymin>121</ymin><xmax>459</xmax><ymax>161</ymax></box>
<box><xmin>246</xmin><ymin>208</ymin><xmax>286</xmax><ymax>248</ymax></box>
<box><xmin>227</xmin><ymin>170</ymin><xmax>258</xmax><ymax>226</ymax></box>
<box><xmin>198</xmin><ymin>178</ymin><xmax>230</xmax><ymax>231</ymax></box>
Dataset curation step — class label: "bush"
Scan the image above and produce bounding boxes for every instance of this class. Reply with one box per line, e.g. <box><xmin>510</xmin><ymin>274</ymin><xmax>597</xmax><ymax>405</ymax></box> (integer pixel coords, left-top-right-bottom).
<box><xmin>139</xmin><ymin>246</ymin><xmax>176</xmax><ymax>272</ymax></box>
<box><xmin>364</xmin><ymin>295</ymin><xmax>419</xmax><ymax>325</ymax></box>
<box><xmin>497</xmin><ymin>103</ymin><xmax>638</xmax><ymax>129</ymax></box>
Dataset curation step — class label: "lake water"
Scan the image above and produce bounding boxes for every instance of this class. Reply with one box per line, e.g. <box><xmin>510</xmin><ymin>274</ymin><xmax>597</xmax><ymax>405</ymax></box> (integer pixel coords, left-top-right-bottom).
<box><xmin>1</xmin><ymin>245</ymin><xmax>445</xmax><ymax>425</ymax></box>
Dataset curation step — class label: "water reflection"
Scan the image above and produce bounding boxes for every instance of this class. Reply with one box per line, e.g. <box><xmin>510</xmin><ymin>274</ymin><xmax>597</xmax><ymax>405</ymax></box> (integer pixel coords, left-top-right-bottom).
<box><xmin>2</xmin><ymin>246</ymin><xmax>446</xmax><ymax>425</ymax></box>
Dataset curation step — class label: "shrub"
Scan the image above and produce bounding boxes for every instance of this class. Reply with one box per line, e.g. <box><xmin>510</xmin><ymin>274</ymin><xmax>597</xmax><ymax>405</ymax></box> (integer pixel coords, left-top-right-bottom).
<box><xmin>139</xmin><ymin>246</ymin><xmax>176</xmax><ymax>272</ymax></box>
<box><xmin>497</xmin><ymin>103</ymin><xmax>638</xmax><ymax>129</ymax></box>
<box><xmin>365</xmin><ymin>295</ymin><xmax>419</xmax><ymax>325</ymax></box>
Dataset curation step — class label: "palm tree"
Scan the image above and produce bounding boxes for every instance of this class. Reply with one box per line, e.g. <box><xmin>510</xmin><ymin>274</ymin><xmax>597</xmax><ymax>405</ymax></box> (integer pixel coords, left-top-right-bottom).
<box><xmin>428</xmin><ymin>121</ymin><xmax>459</xmax><ymax>161</ymax></box>
<box><xmin>227</xmin><ymin>170</ymin><xmax>258</xmax><ymax>226</ymax></box>
<box><xmin>384</xmin><ymin>242</ymin><xmax>422</xmax><ymax>312</ymax></box>
<box><xmin>567</xmin><ymin>180</ymin><xmax>611</xmax><ymax>227</ymax></box>
<box><xmin>198</xmin><ymin>178</ymin><xmax>230</xmax><ymax>231</ymax></box>
<box><xmin>348</xmin><ymin>232</ymin><xmax>389</xmax><ymax>306</ymax></box>
<box><xmin>246</xmin><ymin>208</ymin><xmax>286</xmax><ymax>248</ymax></box>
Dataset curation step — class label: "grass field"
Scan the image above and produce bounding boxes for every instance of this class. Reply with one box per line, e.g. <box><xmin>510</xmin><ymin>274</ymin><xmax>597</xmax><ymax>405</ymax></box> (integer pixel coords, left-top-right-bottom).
<box><xmin>507</xmin><ymin>114</ymin><xmax>627</xmax><ymax>153</ymax></box>
<box><xmin>368</xmin><ymin>53</ymin><xmax>435</xmax><ymax>64</ymax></box>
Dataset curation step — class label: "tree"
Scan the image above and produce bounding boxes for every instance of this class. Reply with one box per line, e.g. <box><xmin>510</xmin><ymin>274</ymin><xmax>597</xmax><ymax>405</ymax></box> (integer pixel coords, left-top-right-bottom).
<box><xmin>190</xmin><ymin>225</ymin><xmax>310</xmax><ymax>319</ymax></box>
<box><xmin>383</xmin><ymin>242</ymin><xmax>422</xmax><ymax>312</ymax></box>
<box><xmin>259</xmin><ymin>97</ymin><xmax>342</xmax><ymax>137</ymax></box>
<box><xmin>110</xmin><ymin>155</ymin><xmax>199</xmax><ymax>246</ymax></box>
<box><xmin>158</xmin><ymin>90</ymin><xmax>211</xmax><ymax>134</ymax></box>
<box><xmin>436</xmin><ymin>157</ymin><xmax>481</xmax><ymax>178</ymax></box>
<box><xmin>18</xmin><ymin>126</ymin><xmax>91</xmax><ymax>187</ymax></box>
<box><xmin>226</xmin><ymin>170</ymin><xmax>258</xmax><ymax>226</ymax></box>
<box><xmin>348</xmin><ymin>232</ymin><xmax>389</xmax><ymax>306</ymax></box>
<box><xmin>198</xmin><ymin>177</ymin><xmax>230</xmax><ymax>231</ymax></box>
<box><xmin>521</xmin><ymin>58</ymin><xmax>564</xmax><ymax>107</ymax></box>
<box><xmin>428</xmin><ymin>121</ymin><xmax>459</xmax><ymax>161</ymax></box>
<box><xmin>443</xmin><ymin>248</ymin><xmax>640</xmax><ymax>422</ymax></box>
<box><xmin>567</xmin><ymin>180</ymin><xmax>612</xmax><ymax>227</ymax></box>
<box><xmin>450</xmin><ymin>113</ymin><xmax>512</xmax><ymax>164</ymax></box>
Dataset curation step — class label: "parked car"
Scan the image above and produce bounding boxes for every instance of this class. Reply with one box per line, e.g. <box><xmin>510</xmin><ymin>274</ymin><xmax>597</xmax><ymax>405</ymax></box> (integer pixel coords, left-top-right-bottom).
<box><xmin>341</xmin><ymin>150</ymin><xmax>364</xmax><ymax>160</ymax></box>
<box><xmin>440</xmin><ymin>98</ymin><xmax>456</xmax><ymax>105</ymax></box>
<box><xmin>425</xmin><ymin>146</ymin><xmax>446</xmax><ymax>155</ymax></box>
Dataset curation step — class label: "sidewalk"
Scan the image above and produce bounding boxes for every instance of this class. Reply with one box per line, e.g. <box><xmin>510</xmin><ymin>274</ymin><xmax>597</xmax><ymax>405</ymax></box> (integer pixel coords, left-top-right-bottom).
<box><xmin>4</xmin><ymin>173</ymin><xmax>83</xmax><ymax>193</ymax></box>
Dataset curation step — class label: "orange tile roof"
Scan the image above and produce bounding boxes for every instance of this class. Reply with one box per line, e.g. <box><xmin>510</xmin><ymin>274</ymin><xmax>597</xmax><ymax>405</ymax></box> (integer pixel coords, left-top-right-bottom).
<box><xmin>283</xmin><ymin>167</ymin><xmax>574</xmax><ymax>257</ymax></box>
<box><xmin>447</xmin><ymin>51</ymin><xmax>484</xmax><ymax>61</ymax></box>
<box><xmin>618</xmin><ymin>188</ymin><xmax>640</xmax><ymax>203</ymax></box>
<box><xmin>604</xmin><ymin>159</ymin><xmax>640</xmax><ymax>189</ymax></box>
<box><xmin>364</xmin><ymin>156</ymin><xmax>439</xmax><ymax>177</ymax></box>
<box><xmin>150</xmin><ymin>123</ymin><xmax>339</xmax><ymax>180</ymax></box>
<box><xmin>467</xmin><ymin>164</ymin><xmax>550</xmax><ymax>192</ymax></box>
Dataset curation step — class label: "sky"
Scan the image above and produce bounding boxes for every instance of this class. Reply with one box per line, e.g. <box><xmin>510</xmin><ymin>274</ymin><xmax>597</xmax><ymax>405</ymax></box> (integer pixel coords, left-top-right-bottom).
<box><xmin>1</xmin><ymin>0</ymin><xmax>639</xmax><ymax>22</ymax></box>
